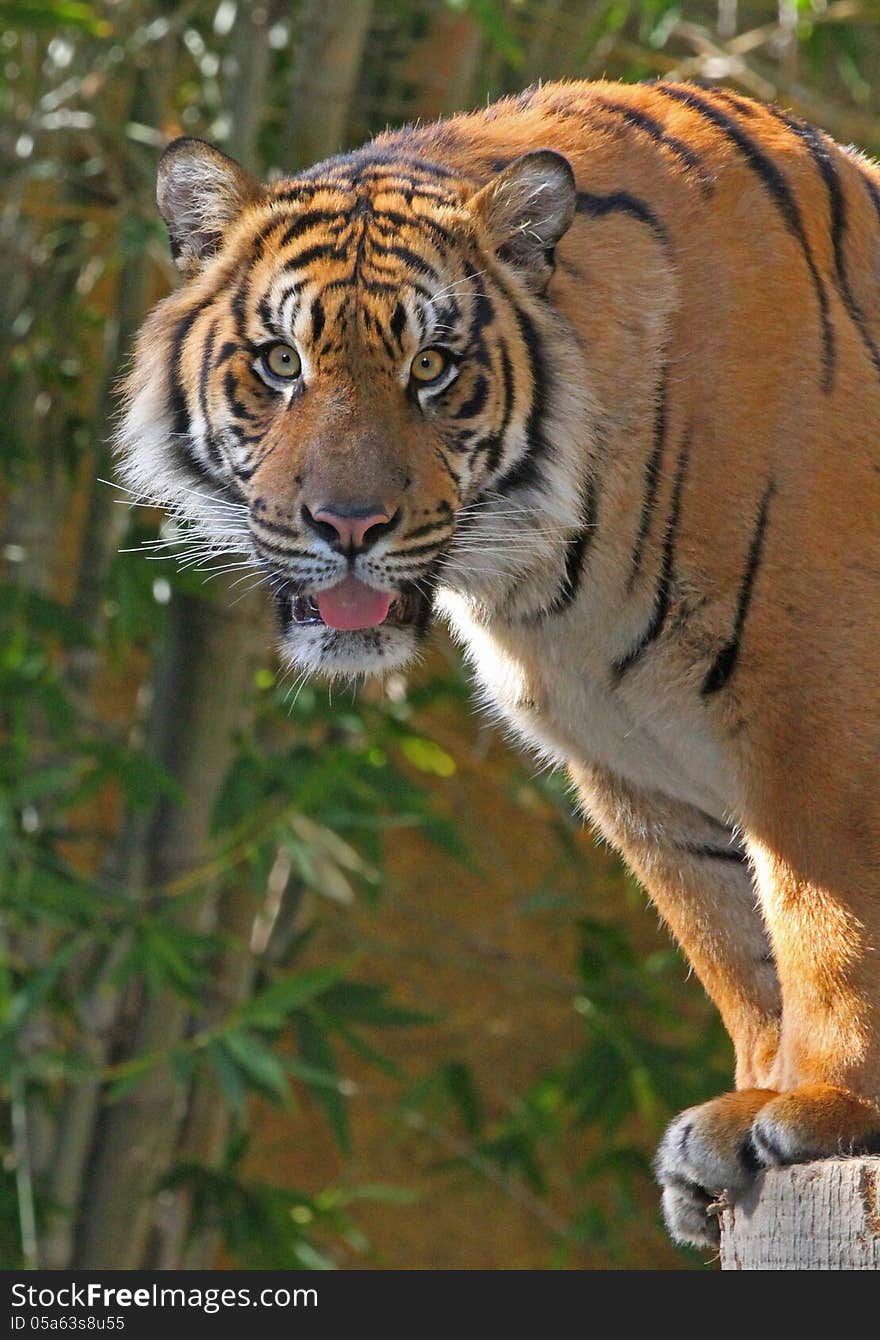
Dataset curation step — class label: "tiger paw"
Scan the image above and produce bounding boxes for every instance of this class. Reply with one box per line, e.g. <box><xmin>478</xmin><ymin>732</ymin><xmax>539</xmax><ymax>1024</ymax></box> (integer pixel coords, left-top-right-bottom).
<box><xmin>655</xmin><ymin>1088</ymin><xmax>774</xmax><ymax>1246</ymax></box>
<box><xmin>748</xmin><ymin>1083</ymin><xmax>880</xmax><ymax>1167</ymax></box>
<box><xmin>655</xmin><ymin>1084</ymin><xmax>880</xmax><ymax>1248</ymax></box>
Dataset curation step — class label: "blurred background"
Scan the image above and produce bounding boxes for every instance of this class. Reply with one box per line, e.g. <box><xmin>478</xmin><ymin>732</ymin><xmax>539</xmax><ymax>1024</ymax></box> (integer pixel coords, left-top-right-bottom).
<box><xmin>2</xmin><ymin>0</ymin><xmax>879</xmax><ymax>1273</ymax></box>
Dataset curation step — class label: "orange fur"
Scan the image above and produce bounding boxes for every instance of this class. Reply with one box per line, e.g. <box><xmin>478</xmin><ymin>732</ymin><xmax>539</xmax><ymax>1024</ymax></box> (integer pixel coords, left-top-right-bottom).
<box><xmin>117</xmin><ymin>81</ymin><xmax>880</xmax><ymax>1247</ymax></box>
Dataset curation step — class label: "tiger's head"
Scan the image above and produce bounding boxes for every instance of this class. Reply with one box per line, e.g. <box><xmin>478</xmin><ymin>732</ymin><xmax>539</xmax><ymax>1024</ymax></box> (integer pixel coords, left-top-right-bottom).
<box><xmin>117</xmin><ymin>136</ymin><xmax>590</xmax><ymax>677</ymax></box>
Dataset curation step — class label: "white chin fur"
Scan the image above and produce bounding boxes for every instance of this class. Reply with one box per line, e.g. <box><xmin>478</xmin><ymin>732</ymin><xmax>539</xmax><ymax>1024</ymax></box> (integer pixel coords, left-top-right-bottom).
<box><xmin>278</xmin><ymin>622</ymin><xmax>422</xmax><ymax>679</ymax></box>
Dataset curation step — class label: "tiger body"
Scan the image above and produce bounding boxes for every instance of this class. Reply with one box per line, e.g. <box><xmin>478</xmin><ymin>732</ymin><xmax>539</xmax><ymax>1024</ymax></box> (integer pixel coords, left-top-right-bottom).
<box><xmin>118</xmin><ymin>80</ymin><xmax>880</xmax><ymax>1248</ymax></box>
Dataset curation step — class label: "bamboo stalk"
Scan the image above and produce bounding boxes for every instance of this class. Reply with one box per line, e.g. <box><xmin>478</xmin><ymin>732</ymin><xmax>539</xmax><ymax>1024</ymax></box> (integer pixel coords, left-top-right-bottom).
<box><xmin>285</xmin><ymin>0</ymin><xmax>374</xmax><ymax>166</ymax></box>
<box><xmin>72</xmin><ymin>585</ymin><xmax>269</xmax><ymax>1269</ymax></box>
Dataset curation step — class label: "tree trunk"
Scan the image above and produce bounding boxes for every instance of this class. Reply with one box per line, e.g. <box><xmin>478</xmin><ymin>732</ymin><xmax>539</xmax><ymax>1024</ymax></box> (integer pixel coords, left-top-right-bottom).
<box><xmin>403</xmin><ymin>6</ymin><xmax>484</xmax><ymax>121</ymax></box>
<box><xmin>285</xmin><ymin>0</ymin><xmax>374</xmax><ymax>165</ymax></box>
<box><xmin>154</xmin><ymin>877</ymin><xmax>264</xmax><ymax>1270</ymax></box>
<box><xmin>720</xmin><ymin>1159</ymin><xmax>880</xmax><ymax>1269</ymax></box>
<box><xmin>72</xmin><ymin>584</ymin><xmax>269</xmax><ymax>1269</ymax></box>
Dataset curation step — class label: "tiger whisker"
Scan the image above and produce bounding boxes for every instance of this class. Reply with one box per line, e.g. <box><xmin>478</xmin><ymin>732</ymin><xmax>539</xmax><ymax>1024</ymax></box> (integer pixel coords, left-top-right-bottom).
<box><xmin>429</xmin><ymin>269</ymin><xmax>488</xmax><ymax>301</ymax></box>
<box><xmin>100</xmin><ymin>476</ymin><xmax>248</xmax><ymax>516</ymax></box>
<box><xmin>197</xmin><ymin>560</ymin><xmax>265</xmax><ymax>579</ymax></box>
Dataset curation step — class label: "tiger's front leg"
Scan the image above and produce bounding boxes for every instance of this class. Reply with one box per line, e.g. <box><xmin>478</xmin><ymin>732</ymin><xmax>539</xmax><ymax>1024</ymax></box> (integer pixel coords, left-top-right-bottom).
<box><xmin>573</xmin><ymin>764</ymin><xmax>783</xmax><ymax>1247</ymax></box>
<box><xmin>654</xmin><ymin>844</ymin><xmax>880</xmax><ymax>1252</ymax></box>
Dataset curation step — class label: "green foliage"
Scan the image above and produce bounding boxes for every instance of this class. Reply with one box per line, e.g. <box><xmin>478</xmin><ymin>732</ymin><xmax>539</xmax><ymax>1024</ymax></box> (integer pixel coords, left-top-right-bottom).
<box><xmin>0</xmin><ymin>567</ymin><xmax>456</xmax><ymax>1263</ymax></box>
<box><xmin>3</xmin><ymin>0</ymin><xmax>872</xmax><ymax>1274</ymax></box>
<box><xmin>399</xmin><ymin>905</ymin><xmax>730</xmax><ymax>1265</ymax></box>
<box><xmin>165</xmin><ymin>1132</ymin><xmax>416</xmax><ymax>1269</ymax></box>
<box><xmin>0</xmin><ymin>2</ymin><xmax>111</xmax><ymax>36</ymax></box>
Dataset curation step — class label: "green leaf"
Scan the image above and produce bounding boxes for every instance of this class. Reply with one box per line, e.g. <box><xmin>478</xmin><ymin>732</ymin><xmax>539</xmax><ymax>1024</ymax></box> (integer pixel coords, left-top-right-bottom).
<box><xmin>239</xmin><ymin>962</ymin><xmax>352</xmax><ymax>1029</ymax></box>
<box><xmin>0</xmin><ymin>1</ymin><xmax>112</xmax><ymax>34</ymax></box>
<box><xmin>318</xmin><ymin>981</ymin><xmax>433</xmax><ymax>1028</ymax></box>
<box><xmin>1</xmin><ymin>934</ymin><xmax>86</xmax><ymax>1038</ymax></box>
<box><xmin>399</xmin><ymin>735</ymin><xmax>457</xmax><ymax>777</ymax></box>
<box><xmin>204</xmin><ymin>1039</ymin><xmax>247</xmax><ymax>1116</ymax></box>
<box><xmin>297</xmin><ymin>1014</ymin><xmax>350</xmax><ymax>1155</ymax></box>
<box><xmin>441</xmin><ymin>1061</ymin><xmax>484</xmax><ymax>1137</ymax></box>
<box><xmin>218</xmin><ymin>1030</ymin><xmax>292</xmax><ymax>1107</ymax></box>
<box><xmin>284</xmin><ymin>1057</ymin><xmax>347</xmax><ymax>1091</ymax></box>
<box><xmin>104</xmin><ymin>1051</ymin><xmax>162</xmax><ymax>1103</ymax></box>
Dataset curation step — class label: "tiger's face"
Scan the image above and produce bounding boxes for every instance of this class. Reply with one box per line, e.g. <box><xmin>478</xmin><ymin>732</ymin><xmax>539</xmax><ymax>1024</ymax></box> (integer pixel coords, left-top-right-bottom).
<box><xmin>118</xmin><ymin>138</ymin><xmax>586</xmax><ymax>677</ymax></box>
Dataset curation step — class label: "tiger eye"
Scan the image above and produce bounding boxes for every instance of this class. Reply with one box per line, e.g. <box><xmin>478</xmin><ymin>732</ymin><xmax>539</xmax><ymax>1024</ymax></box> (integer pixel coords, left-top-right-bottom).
<box><xmin>263</xmin><ymin>343</ymin><xmax>301</xmax><ymax>380</ymax></box>
<box><xmin>410</xmin><ymin>348</ymin><xmax>448</xmax><ymax>384</ymax></box>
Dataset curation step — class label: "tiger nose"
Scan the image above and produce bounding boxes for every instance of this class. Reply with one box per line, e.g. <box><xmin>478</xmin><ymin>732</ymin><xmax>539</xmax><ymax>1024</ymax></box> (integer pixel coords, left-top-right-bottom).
<box><xmin>305</xmin><ymin>505</ymin><xmax>396</xmax><ymax>552</ymax></box>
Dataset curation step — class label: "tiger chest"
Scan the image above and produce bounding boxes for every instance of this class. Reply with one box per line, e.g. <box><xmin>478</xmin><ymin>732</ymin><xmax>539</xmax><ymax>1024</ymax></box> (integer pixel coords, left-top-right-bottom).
<box><xmin>445</xmin><ymin>600</ymin><xmax>733</xmax><ymax>822</ymax></box>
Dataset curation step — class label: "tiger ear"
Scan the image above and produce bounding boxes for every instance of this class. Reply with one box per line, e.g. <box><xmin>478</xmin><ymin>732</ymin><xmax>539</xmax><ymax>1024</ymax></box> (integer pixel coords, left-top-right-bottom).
<box><xmin>157</xmin><ymin>137</ymin><xmax>263</xmax><ymax>276</ymax></box>
<box><xmin>469</xmin><ymin>150</ymin><xmax>576</xmax><ymax>292</ymax></box>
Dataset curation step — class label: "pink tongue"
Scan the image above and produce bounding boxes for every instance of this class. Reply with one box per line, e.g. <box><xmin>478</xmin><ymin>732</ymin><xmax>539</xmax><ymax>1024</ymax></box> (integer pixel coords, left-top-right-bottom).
<box><xmin>316</xmin><ymin>576</ymin><xmax>392</xmax><ymax>631</ymax></box>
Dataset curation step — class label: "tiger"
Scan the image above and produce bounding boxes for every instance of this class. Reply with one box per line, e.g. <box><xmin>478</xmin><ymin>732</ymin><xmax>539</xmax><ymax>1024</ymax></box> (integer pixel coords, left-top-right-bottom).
<box><xmin>116</xmin><ymin>78</ymin><xmax>880</xmax><ymax>1250</ymax></box>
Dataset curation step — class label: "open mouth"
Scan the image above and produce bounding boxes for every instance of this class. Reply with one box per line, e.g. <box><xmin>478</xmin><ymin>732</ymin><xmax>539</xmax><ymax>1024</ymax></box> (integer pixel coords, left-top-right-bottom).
<box><xmin>288</xmin><ymin>581</ymin><xmax>426</xmax><ymax>632</ymax></box>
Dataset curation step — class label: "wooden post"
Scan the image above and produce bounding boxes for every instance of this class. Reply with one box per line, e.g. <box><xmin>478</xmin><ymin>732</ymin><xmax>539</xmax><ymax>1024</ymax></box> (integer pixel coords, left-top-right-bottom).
<box><xmin>720</xmin><ymin>1158</ymin><xmax>880</xmax><ymax>1269</ymax></box>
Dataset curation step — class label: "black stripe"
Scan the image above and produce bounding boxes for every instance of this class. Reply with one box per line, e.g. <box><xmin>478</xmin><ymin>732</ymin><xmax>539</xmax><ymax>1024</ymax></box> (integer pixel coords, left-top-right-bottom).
<box><xmin>455</xmin><ymin>374</ymin><xmax>489</xmax><ymax>419</ymax></box>
<box><xmin>492</xmin><ymin>293</ymin><xmax>554</xmax><ymax>494</ymax></box>
<box><xmin>340</xmin><ymin>175</ymin><xmax>459</xmax><ymax>207</ymax></box>
<box><xmin>656</xmin><ymin>83</ymin><xmax>835</xmax><ymax>393</ymax></box>
<box><xmin>701</xmin><ymin>480</ymin><xmax>775</xmax><ymax>696</ymax></box>
<box><xmin>465</xmin><ymin>265</ymin><xmax>495</xmax><ymax>364</ymax></box>
<box><xmin>279</xmin><ymin>209</ymin><xmax>348</xmax><ymax>248</ymax></box>
<box><xmin>402</xmin><ymin>517</ymin><xmax>452</xmax><ymax>542</ymax></box>
<box><xmin>376</xmin><ymin>321</ymin><xmax>398</xmax><ymax>364</ymax></box>
<box><xmin>321</xmin><ymin>271</ymin><xmax>358</xmax><ymax>291</ymax></box>
<box><xmin>707</xmin><ymin>89</ymin><xmax>758</xmax><ymax>118</ymax></box>
<box><xmin>369</xmin><ymin>209</ymin><xmax>456</xmax><ymax>248</ymax></box>
<box><xmin>310</xmin><ymin>296</ymin><xmax>325</xmax><ymax>344</ymax></box>
<box><xmin>390</xmin><ymin>301</ymin><xmax>408</xmax><ymax>347</ymax></box>
<box><xmin>168</xmin><ymin>300</ymin><xmax>216</xmax><ymax>483</ymax></box>
<box><xmin>250</xmin><ymin>515</ymin><xmax>304</xmax><ymax>544</ymax></box>
<box><xmin>356</xmin><ymin>277</ymin><xmax>433</xmax><ymax>302</ymax></box>
<box><xmin>275</xmin><ymin>284</ymin><xmax>301</xmax><ymax>325</ymax></box>
<box><xmin>594</xmin><ymin>97</ymin><xmax>713</xmax><ymax>196</ymax></box>
<box><xmin>197</xmin><ymin>319</ymin><xmax>216</xmax><ymax>427</ymax></box>
<box><xmin>214</xmin><ymin>340</ymin><xmax>239</xmax><ymax>368</ymax></box>
<box><xmin>613</xmin><ymin>425</ymin><xmax>690</xmax><ymax>679</ymax></box>
<box><xmin>575</xmin><ymin>190</ymin><xmax>669</xmax><ymax>248</ymax></box>
<box><xmin>363</xmin><ymin>238</ymin><xmax>438</xmax><ymax>279</ymax></box>
<box><xmin>353</xmin><ymin>155</ymin><xmax>459</xmax><ymax>185</ymax></box>
<box><xmin>432</xmin><ymin>298</ymin><xmax>462</xmax><ymax>332</ymax></box>
<box><xmin>627</xmin><ymin>365</ymin><xmax>668</xmax><ymax>592</ymax></box>
<box><xmin>677</xmin><ymin>842</ymin><xmax>747</xmax><ymax>863</ymax></box>
<box><xmin>169</xmin><ymin>306</ymin><xmax>202</xmax><ymax>439</ymax></box>
<box><xmin>484</xmin><ymin>339</ymin><xmax>514</xmax><ymax>475</ymax></box>
<box><xmin>223</xmin><ymin>367</ymin><xmax>257</xmax><ymax>423</ymax></box>
<box><xmin>250</xmin><ymin>534</ymin><xmax>313</xmax><ymax>562</ymax></box>
<box><xmin>250</xmin><ymin>214</ymin><xmax>290</xmax><ymax>262</ymax></box>
<box><xmin>231</xmin><ymin>278</ymin><xmax>248</xmax><ymax>342</ymax></box>
<box><xmin>197</xmin><ymin>319</ymin><xmax>226</xmax><ymax>474</ymax></box>
<box><xmin>432</xmin><ymin>445</ymin><xmax>463</xmax><ymax>493</ymax></box>
<box><xmin>382</xmin><ymin>539</ymin><xmax>447</xmax><ymax>560</ymax></box>
<box><xmin>774</xmin><ymin>111</ymin><xmax>880</xmax><ymax>383</ymax></box>
<box><xmin>858</xmin><ymin>165</ymin><xmax>880</xmax><ymax>226</ymax></box>
<box><xmin>282</xmin><ymin>241</ymin><xmax>350</xmax><ymax>271</ymax></box>
<box><xmin>257</xmin><ymin>295</ymin><xmax>273</xmax><ymax>331</ymax></box>
<box><xmin>538</xmin><ymin>476</ymin><xmax>597</xmax><ymax>619</ymax></box>
<box><xmin>273</xmin><ymin>178</ymin><xmax>351</xmax><ymax>200</ymax></box>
